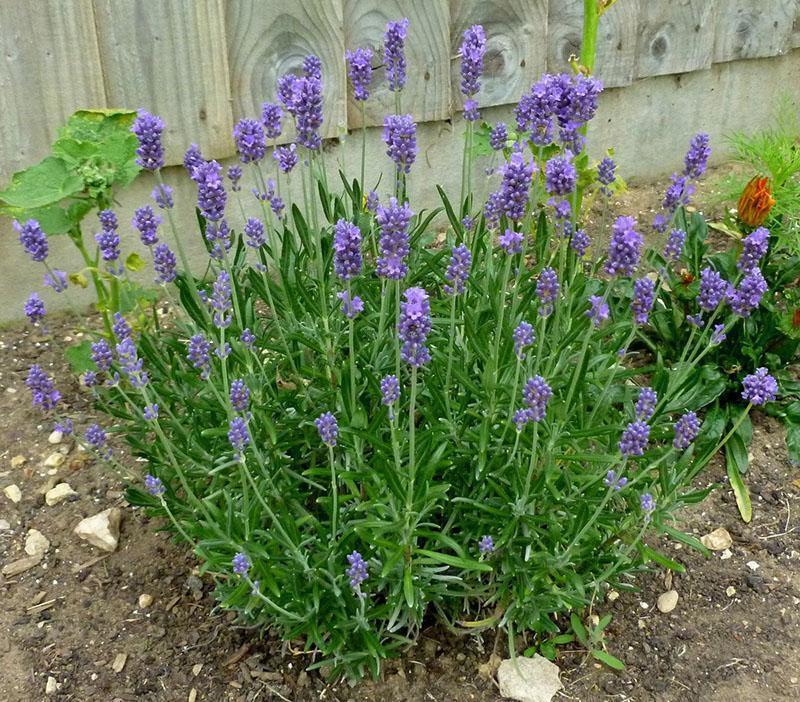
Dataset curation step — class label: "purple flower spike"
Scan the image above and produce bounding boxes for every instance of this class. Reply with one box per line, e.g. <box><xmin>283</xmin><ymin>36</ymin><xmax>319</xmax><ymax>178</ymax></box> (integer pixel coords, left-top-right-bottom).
<box><xmin>383</xmin><ymin>114</ymin><xmax>417</xmax><ymax>174</ymax></box>
<box><xmin>398</xmin><ymin>287</ymin><xmax>432</xmax><ymax>367</ymax></box>
<box><xmin>233</xmin><ymin>118</ymin><xmax>266</xmax><ymax>163</ymax></box>
<box><xmin>662</xmin><ymin>173</ymin><xmax>694</xmax><ymax>213</ymax></box>
<box><xmin>153</xmin><ymin>243</ymin><xmax>177</xmax><ymax>284</ymax></box>
<box><xmin>513</xmin><ymin>408</ymin><xmax>532</xmax><ymax>430</ymax></box>
<box><xmin>194</xmin><ymin>160</ymin><xmax>227</xmax><ymax>221</ymax></box>
<box><xmin>737</xmin><ymin>227</ymin><xmax>770</xmax><ymax>272</ymax></box>
<box><xmin>478</xmin><ymin>535</ymin><xmax>495</xmax><ymax>555</ymax></box>
<box><xmin>333</xmin><ymin>219</ymin><xmax>363</xmax><ymax>280</ymax></box>
<box><xmin>184</xmin><ymin>144</ymin><xmax>205</xmax><ymax>177</ymax></box>
<box><xmin>631</xmin><ymin>277</ymin><xmax>655</xmax><ymax>326</ymax></box>
<box><xmin>640</xmin><ymin>493</ymin><xmax>656</xmax><ymax>514</ymax></box>
<box><xmin>376</xmin><ymin>198</ymin><xmax>412</xmax><ymax>280</ymax></box>
<box><xmin>303</xmin><ymin>54</ymin><xmax>322</xmax><ymax>79</ymax></box>
<box><xmin>227</xmin><ymin>165</ymin><xmax>242</xmax><ymax>192</ymax></box>
<box><xmin>24</xmin><ymin>293</ymin><xmax>46</xmax><ymax>325</ymax></box>
<box><xmin>131</xmin><ymin>110</ymin><xmax>165</xmax><ymax>171</ymax></box>
<box><xmin>338</xmin><ymin>291</ymin><xmax>364</xmax><ymax>319</ymax></box>
<box><xmin>710</xmin><ymin>324</ymin><xmax>727</xmax><ymax>346</ymax></box>
<box><xmin>133</xmin><ymin>206</ymin><xmax>160</xmax><ymax>246</ymax></box>
<box><xmin>490</xmin><ymin>122</ymin><xmax>508</xmax><ymax>151</ymax></box>
<box><xmin>116</xmin><ymin>337</ymin><xmax>148</xmax><ymax>388</ymax></box>
<box><xmin>26</xmin><ymin>365</ymin><xmax>60</xmax><ymax>411</ymax></box>
<box><xmin>536</xmin><ymin>267</ymin><xmax>559</xmax><ymax>317</ymax></box>
<box><xmin>513</xmin><ymin>321</ymin><xmax>535</xmax><ymax>359</ymax></box>
<box><xmin>295</xmin><ymin>75</ymin><xmax>324</xmax><ymax>150</ymax></box>
<box><xmin>380</xmin><ymin>375</ymin><xmax>400</xmax><ymax>407</ymax></box>
<box><xmin>463</xmin><ymin>99</ymin><xmax>479</xmax><ymax>122</ymax></box>
<box><xmin>522</xmin><ymin>375</ymin><xmax>553</xmax><ymax>422</ymax></box>
<box><xmin>240</xmin><ymin>328</ymin><xmax>256</xmax><ymax>347</ymax></box>
<box><xmin>229</xmin><ymin>378</ymin><xmax>250</xmax><ymax>413</ymax></box>
<box><xmin>444</xmin><ymin>244</ymin><xmax>472</xmax><ymax>295</ymax></box>
<box><xmin>145</xmin><ymin>474</ymin><xmax>165</xmax><ymax>496</ymax></box>
<box><xmin>15</xmin><ymin>219</ymin><xmax>48</xmax><ymax>262</ymax></box>
<box><xmin>605</xmin><ymin>216</ymin><xmax>643</xmax><ymax>277</ymax></box>
<box><xmin>570</xmin><ymin>228</ymin><xmax>590</xmax><ymax>257</ymax></box>
<box><xmin>187</xmin><ymin>334</ymin><xmax>212</xmax><ymax>379</ymax></box>
<box><xmin>683</xmin><ymin>133</ymin><xmax>711</xmax><ymax>179</ymax></box>
<box><xmin>274</xmin><ymin>143</ymin><xmax>298</xmax><ymax>173</ymax></box>
<box><xmin>635</xmin><ymin>387</ymin><xmax>657</xmax><ymax>421</ymax></box>
<box><xmin>663</xmin><ymin>228</ymin><xmax>686</xmax><ymax>261</ymax></box>
<box><xmin>741</xmin><ymin>367</ymin><xmax>778</xmax><ymax>406</ymax></box>
<box><xmin>604</xmin><ymin>470</ymin><xmax>628</xmax><ymax>491</ymax></box>
<box><xmin>346</xmin><ymin>47</ymin><xmax>373</xmax><ymax>101</ymax></box>
<box><xmin>460</xmin><ymin>24</ymin><xmax>487</xmax><ymax>98</ymax></box>
<box><xmin>673</xmin><ymin>411</ymin><xmax>701</xmax><ymax>450</ymax></box>
<box><xmin>587</xmin><ymin>294</ymin><xmax>610</xmax><ymax>327</ymax></box>
<box><xmin>366</xmin><ymin>190</ymin><xmax>379</xmax><ymax>213</ymax></box>
<box><xmin>143</xmin><ymin>404</ymin><xmax>159</xmax><ymax>421</ymax></box>
<box><xmin>151</xmin><ymin>183</ymin><xmax>174</xmax><ymax>209</ymax></box>
<box><xmin>545</xmin><ymin>154</ymin><xmax>577</xmax><ymax>196</ymax></box>
<box><xmin>112</xmin><ymin>312</ymin><xmax>132</xmax><ymax>341</ymax></box>
<box><xmin>91</xmin><ymin>339</ymin><xmax>113</xmax><ymax>372</ymax></box>
<box><xmin>244</xmin><ymin>218</ymin><xmax>266</xmax><ymax>249</ymax></box>
<box><xmin>228</xmin><ymin>416</ymin><xmax>250</xmax><ymax>458</ymax></box>
<box><xmin>85</xmin><ymin>423</ymin><xmax>111</xmax><ymax>459</ymax></box>
<box><xmin>597</xmin><ymin>156</ymin><xmax>616</xmax><ymax>194</ymax></box>
<box><xmin>619</xmin><ymin>420</ymin><xmax>650</xmax><ymax>457</ymax></box>
<box><xmin>261</xmin><ymin>102</ymin><xmax>283</xmax><ymax>140</ymax></box>
<box><xmin>232</xmin><ymin>552</ymin><xmax>250</xmax><ymax>576</ymax></box>
<box><xmin>697</xmin><ymin>267</ymin><xmax>727</xmax><ymax>312</ymax></box>
<box><xmin>346</xmin><ymin>550</ymin><xmax>368</xmax><ymax>597</ymax></box>
<box><xmin>209</xmin><ymin>270</ymin><xmax>233</xmax><ymax>329</ymax></box>
<box><xmin>42</xmin><ymin>268</ymin><xmax>66</xmax><ymax>292</ymax></box>
<box><xmin>498</xmin><ymin>228</ymin><xmax>524</xmax><ymax>255</ymax></box>
<box><xmin>315</xmin><ymin>412</ymin><xmax>339</xmax><ymax>447</ymax></box>
<box><xmin>495</xmin><ymin>152</ymin><xmax>535</xmax><ymax>223</ymax></box>
<box><xmin>728</xmin><ymin>268</ymin><xmax>767</xmax><ymax>317</ymax></box>
<box><xmin>384</xmin><ymin>18</ymin><xmax>410</xmax><ymax>92</ymax></box>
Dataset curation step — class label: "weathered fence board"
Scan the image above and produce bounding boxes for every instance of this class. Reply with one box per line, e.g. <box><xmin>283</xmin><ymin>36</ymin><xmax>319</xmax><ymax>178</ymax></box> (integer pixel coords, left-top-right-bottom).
<box><xmin>0</xmin><ymin>0</ymin><xmax>106</xmax><ymax>180</ymax></box>
<box><xmin>713</xmin><ymin>0</ymin><xmax>796</xmax><ymax>62</ymax></box>
<box><xmin>636</xmin><ymin>0</ymin><xmax>718</xmax><ymax>78</ymax></box>
<box><xmin>449</xmin><ymin>0</ymin><xmax>548</xmax><ymax>113</ymax></box>
<box><xmin>226</xmin><ymin>0</ymin><xmax>347</xmax><ymax>141</ymax></box>
<box><xmin>792</xmin><ymin>0</ymin><xmax>800</xmax><ymax>48</ymax></box>
<box><xmin>93</xmin><ymin>0</ymin><xmax>233</xmax><ymax>165</ymax></box>
<box><xmin>343</xmin><ymin>0</ymin><xmax>450</xmax><ymax>128</ymax></box>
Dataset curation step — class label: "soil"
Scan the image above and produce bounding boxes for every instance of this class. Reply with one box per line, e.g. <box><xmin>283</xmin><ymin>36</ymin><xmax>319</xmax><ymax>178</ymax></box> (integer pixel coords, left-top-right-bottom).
<box><xmin>2</xmin><ymin>171</ymin><xmax>799</xmax><ymax>702</ymax></box>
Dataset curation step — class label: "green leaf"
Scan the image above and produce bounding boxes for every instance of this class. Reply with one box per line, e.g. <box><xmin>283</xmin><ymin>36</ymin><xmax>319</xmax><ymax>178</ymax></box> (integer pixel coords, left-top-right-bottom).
<box><xmin>787</xmin><ymin>421</ymin><xmax>800</xmax><ymax>464</ymax></box>
<box><xmin>569</xmin><ymin>612</ymin><xmax>589</xmax><ymax>646</ymax></box>
<box><xmin>403</xmin><ymin>567</ymin><xmax>415</xmax><ymax>608</ymax></box>
<box><xmin>725</xmin><ymin>415</ymin><xmax>751</xmax><ymax>475</ymax></box>
<box><xmin>592</xmin><ymin>650</ymin><xmax>625</xmax><ymax>671</ymax></box>
<box><xmin>639</xmin><ymin>545</ymin><xmax>686</xmax><ymax>573</ymax></box>
<box><xmin>0</xmin><ymin>156</ymin><xmax>84</xmax><ymax>209</ymax></box>
<box><xmin>415</xmin><ymin>549</ymin><xmax>492</xmax><ymax>572</ymax></box>
<box><xmin>64</xmin><ymin>340</ymin><xmax>95</xmax><ymax>374</ymax></box>
<box><xmin>726</xmin><ymin>459</ymin><xmax>752</xmax><ymax>522</ymax></box>
<box><xmin>125</xmin><ymin>252</ymin><xmax>147</xmax><ymax>272</ymax></box>
<box><xmin>0</xmin><ymin>203</ymin><xmax>76</xmax><ymax>235</ymax></box>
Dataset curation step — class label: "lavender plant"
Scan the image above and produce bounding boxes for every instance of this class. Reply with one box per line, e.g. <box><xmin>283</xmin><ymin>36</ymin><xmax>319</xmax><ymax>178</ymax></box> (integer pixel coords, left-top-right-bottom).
<box><xmin>17</xmin><ymin>21</ymin><xmax>778</xmax><ymax>680</ymax></box>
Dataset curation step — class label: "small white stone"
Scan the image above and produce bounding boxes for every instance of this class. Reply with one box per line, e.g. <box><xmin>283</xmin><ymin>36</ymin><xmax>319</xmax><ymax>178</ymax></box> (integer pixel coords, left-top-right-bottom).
<box><xmin>639</xmin><ymin>601</ymin><xmax>649</xmax><ymax>610</ymax></box>
<box><xmin>74</xmin><ymin>508</ymin><xmax>121</xmax><ymax>552</ymax></box>
<box><xmin>657</xmin><ymin>590</ymin><xmax>679</xmax><ymax>613</ymax></box>
<box><xmin>43</xmin><ymin>453</ymin><xmax>65</xmax><ymax>468</ymax></box>
<box><xmin>497</xmin><ymin>655</ymin><xmax>563</xmax><ymax>702</ymax></box>
<box><xmin>726</xmin><ymin>586</ymin><xmax>736</xmax><ymax>597</ymax></box>
<box><xmin>701</xmin><ymin>527</ymin><xmax>732</xmax><ymax>551</ymax></box>
<box><xmin>25</xmin><ymin>529</ymin><xmax>50</xmax><ymax>557</ymax></box>
<box><xmin>48</xmin><ymin>430</ymin><xmax>63</xmax><ymax>445</ymax></box>
<box><xmin>138</xmin><ymin>593</ymin><xmax>154</xmax><ymax>609</ymax></box>
<box><xmin>746</xmin><ymin>560</ymin><xmax>759</xmax><ymax>572</ymax></box>
<box><xmin>45</xmin><ymin>676</ymin><xmax>57</xmax><ymax>695</ymax></box>
<box><xmin>45</xmin><ymin>483</ymin><xmax>77</xmax><ymax>506</ymax></box>
<box><xmin>720</xmin><ymin>549</ymin><xmax>733</xmax><ymax>560</ymax></box>
<box><xmin>3</xmin><ymin>484</ymin><xmax>22</xmax><ymax>503</ymax></box>
<box><xmin>10</xmin><ymin>455</ymin><xmax>26</xmax><ymax>468</ymax></box>
<box><xmin>0</xmin><ymin>518</ymin><xmax>10</xmax><ymax>530</ymax></box>
<box><xmin>607</xmin><ymin>590</ymin><xmax>620</xmax><ymax>602</ymax></box>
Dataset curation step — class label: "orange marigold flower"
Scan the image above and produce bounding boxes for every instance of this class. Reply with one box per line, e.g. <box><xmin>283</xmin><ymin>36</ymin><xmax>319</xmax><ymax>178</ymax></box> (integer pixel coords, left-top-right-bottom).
<box><xmin>738</xmin><ymin>176</ymin><xmax>775</xmax><ymax>227</ymax></box>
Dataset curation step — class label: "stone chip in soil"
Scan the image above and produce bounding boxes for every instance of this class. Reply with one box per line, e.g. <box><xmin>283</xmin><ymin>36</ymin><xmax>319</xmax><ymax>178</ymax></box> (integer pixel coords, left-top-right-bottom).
<box><xmin>74</xmin><ymin>507</ymin><xmax>122</xmax><ymax>552</ymax></box>
<box><xmin>497</xmin><ymin>655</ymin><xmax>563</xmax><ymax>702</ymax></box>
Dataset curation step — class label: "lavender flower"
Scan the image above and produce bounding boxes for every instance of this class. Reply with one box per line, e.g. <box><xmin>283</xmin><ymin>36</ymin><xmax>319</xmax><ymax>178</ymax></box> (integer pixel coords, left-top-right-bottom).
<box><xmin>398</xmin><ymin>287</ymin><xmax>432</xmax><ymax>367</ymax></box>
<box><xmin>383</xmin><ymin>114</ymin><xmax>417</xmax><ymax>174</ymax></box>
<box><xmin>83</xmin><ymin>371</ymin><xmax>99</xmax><ymax>387</ymax></box>
<box><xmin>604</xmin><ymin>470</ymin><xmax>628</xmax><ymax>491</ymax></box>
<box><xmin>673</xmin><ymin>411</ymin><xmax>700</xmax><ymax>450</ymax></box>
<box><xmin>232</xmin><ymin>552</ymin><xmax>250</xmax><ymax>576</ymax></box>
<box><xmin>384</xmin><ymin>18</ymin><xmax>410</xmax><ymax>92</ymax></box>
<box><xmin>512</xmin><ymin>321</ymin><xmax>535</xmax><ymax>359</ymax></box>
<box><xmin>461</xmin><ymin>216</ymin><xmax>475</xmax><ymax>232</ymax></box>
<box><xmin>597</xmin><ymin>156</ymin><xmax>616</xmax><ymax>194</ymax></box>
<box><xmin>243</xmin><ymin>218</ymin><xmax>266</xmax><ymax>249</ymax></box>
<box><xmin>498</xmin><ymin>228</ymin><xmax>523</xmax><ymax>255</ymax></box>
<box><xmin>86</xmin><ymin>423</ymin><xmax>111</xmax><ymax>458</ymax></box>
<box><xmin>277</xmin><ymin>74</ymin><xmax>299</xmax><ymax>115</ymax></box>
<box><xmin>710</xmin><ymin>324</ymin><xmax>727</xmax><ymax>346</ymax></box>
<box><xmin>151</xmin><ymin>183</ymin><xmax>174</xmax><ymax>209</ymax></box>
<box><xmin>227</xmin><ymin>165</ymin><xmax>242</xmax><ymax>192</ymax></box>
<box><xmin>194</xmin><ymin>161</ymin><xmax>227</xmax><ymax>221</ymax></box>
<box><xmin>273</xmin><ymin>144</ymin><xmax>298</xmax><ymax>173</ymax></box>
<box><xmin>463</xmin><ymin>99</ymin><xmax>479</xmax><ymax>122</ymax></box>
<box><xmin>43</xmin><ymin>271</ymin><xmax>67</xmax><ymax>294</ymax></box>
<box><xmin>444</xmin><ymin>244</ymin><xmax>471</xmax><ymax>295</ymax></box>
<box><xmin>683</xmin><ymin>133</ymin><xmax>711</xmax><ymax>179</ymax></box>
<box><xmin>697</xmin><ymin>267</ymin><xmax>727</xmax><ymax>312</ymax></box>
<box><xmin>15</xmin><ymin>219</ymin><xmax>48</xmax><ymax>262</ymax></box>
<box><xmin>152</xmin><ymin>243</ymin><xmax>177</xmax><ymax>284</ymax></box>
<box><xmin>26</xmin><ymin>365</ymin><xmax>60</xmax><ymax>411</ymax></box>
<box><xmin>228</xmin><ymin>416</ymin><xmax>250</xmax><ymax>457</ymax></box>
<box><xmin>315</xmin><ymin>412</ymin><xmax>338</xmax><ymax>447</ymax></box>
<box><xmin>631</xmin><ymin>277</ymin><xmax>655</xmax><ymax>325</ymax></box>
<box><xmin>133</xmin><ymin>206</ymin><xmax>160</xmax><ymax>246</ymax></box>
<box><xmin>663</xmin><ymin>228</ymin><xmax>686</xmax><ymax>261</ymax></box>
<box><xmin>490</xmin><ymin>122</ymin><xmax>508</xmax><ymax>151</ymax></box>
<box><xmin>605</xmin><ymin>216</ymin><xmax>643</xmax><ymax>277</ymax></box>
<box><xmin>662</xmin><ymin>173</ymin><xmax>694</xmax><ymax>213</ymax></box>
<box><xmin>240</xmin><ymin>328</ymin><xmax>255</xmax><ymax>347</ymax></box>
<box><xmin>95</xmin><ymin>213</ymin><xmax>121</xmax><ymax>268</ymax></box>
<box><xmin>545</xmin><ymin>154</ymin><xmax>577</xmax><ymax>196</ymax></box>
<box><xmin>460</xmin><ymin>24</ymin><xmax>487</xmax><ymax>98</ymax></box>
<box><xmin>116</xmin><ymin>337</ymin><xmax>148</xmax><ymax>388</ymax></box>
<box><xmin>143</xmin><ymin>404</ymin><xmax>159</xmax><ymax>421</ymax></box>
<box><xmin>346</xmin><ymin>47</ymin><xmax>373</xmax><ymax>101</ymax></box>
<box><xmin>728</xmin><ymin>268</ymin><xmax>767</xmax><ymax>317</ymax></box>
<box><xmin>295</xmin><ymin>75</ymin><xmax>324</xmax><ymax>150</ymax></box>
<box><xmin>233</xmin><ymin>118</ymin><xmax>266</xmax><ymax>163</ymax></box>
<box><xmin>737</xmin><ymin>227</ymin><xmax>770</xmax><ymax>272</ymax></box>
<box><xmin>261</xmin><ymin>102</ymin><xmax>282</xmax><ymax>139</ymax></box>
<box><xmin>112</xmin><ymin>312</ymin><xmax>131</xmax><ymax>341</ymax></box>
<box><xmin>338</xmin><ymin>291</ymin><xmax>364</xmax><ymax>319</ymax></box>
<box><xmin>380</xmin><ymin>375</ymin><xmax>400</xmax><ymax>407</ymax></box>
<box><xmin>91</xmin><ymin>339</ymin><xmax>113</xmax><ymax>372</ymax></box>
<box><xmin>652</xmin><ymin>213</ymin><xmax>669</xmax><ymax>234</ymax></box>
<box><xmin>570</xmin><ymin>228</ymin><xmax>590</xmax><ymax>257</ymax></box>
<box><xmin>687</xmin><ymin>313</ymin><xmax>704</xmax><ymax>328</ymax></box>
<box><xmin>210</xmin><ymin>270</ymin><xmax>232</xmax><ymax>329</ymax></box>
<box><xmin>522</xmin><ymin>375</ymin><xmax>553</xmax><ymax>422</ymax></box>
<box><xmin>495</xmin><ymin>152</ymin><xmax>534</xmax><ymax>223</ymax></box>
<box><xmin>187</xmin><ymin>334</ymin><xmax>212</xmax><ymax>379</ymax></box>
<box><xmin>333</xmin><ymin>219</ymin><xmax>363</xmax><ymax>280</ymax></box>
<box><xmin>376</xmin><ymin>198</ymin><xmax>412</xmax><ymax>280</ymax></box>
<box><xmin>184</xmin><ymin>144</ymin><xmax>205</xmax><ymax>177</ymax></box>
<box><xmin>302</xmin><ymin>54</ymin><xmax>321</xmax><ymax>79</ymax></box>
<box><xmin>24</xmin><ymin>293</ymin><xmax>45</xmax><ymax>324</ymax></box>
<box><xmin>741</xmin><ymin>367</ymin><xmax>778</xmax><ymax>406</ymax></box>
<box><xmin>478</xmin><ymin>535</ymin><xmax>495</xmax><ymax>555</ymax></box>
<box><xmin>587</xmin><ymin>294</ymin><xmax>610</xmax><ymax>327</ymax></box>
<box><xmin>346</xmin><ymin>550</ymin><xmax>368</xmax><ymax>596</ymax></box>
<box><xmin>640</xmin><ymin>493</ymin><xmax>656</xmax><ymax>514</ymax></box>
<box><xmin>635</xmin><ymin>387</ymin><xmax>657</xmax><ymax>421</ymax></box>
<box><xmin>366</xmin><ymin>190</ymin><xmax>379</xmax><ymax>213</ymax></box>
<box><xmin>619</xmin><ymin>420</ymin><xmax>650</xmax><ymax>457</ymax></box>
<box><xmin>205</xmin><ymin>219</ymin><xmax>232</xmax><ymax>260</ymax></box>
<box><xmin>145</xmin><ymin>474</ymin><xmax>165</xmax><ymax>496</ymax></box>
<box><xmin>536</xmin><ymin>267</ymin><xmax>559</xmax><ymax>317</ymax></box>
<box><xmin>131</xmin><ymin>110</ymin><xmax>165</xmax><ymax>171</ymax></box>
<box><xmin>229</xmin><ymin>379</ymin><xmax>250</xmax><ymax>413</ymax></box>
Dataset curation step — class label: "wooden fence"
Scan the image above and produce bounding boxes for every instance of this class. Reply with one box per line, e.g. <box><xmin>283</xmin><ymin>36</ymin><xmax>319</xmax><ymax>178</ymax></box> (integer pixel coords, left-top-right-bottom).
<box><xmin>1</xmin><ymin>0</ymin><xmax>799</xmax><ymax>180</ymax></box>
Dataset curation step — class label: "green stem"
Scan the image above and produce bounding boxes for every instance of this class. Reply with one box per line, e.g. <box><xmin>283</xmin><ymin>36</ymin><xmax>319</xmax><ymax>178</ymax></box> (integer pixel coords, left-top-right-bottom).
<box><xmin>360</xmin><ymin>102</ymin><xmax>367</xmax><ymax>193</ymax></box>
<box><xmin>580</xmin><ymin>0</ymin><xmax>600</xmax><ymax>73</ymax></box>
<box><xmin>329</xmin><ymin>445</ymin><xmax>338</xmax><ymax>544</ymax></box>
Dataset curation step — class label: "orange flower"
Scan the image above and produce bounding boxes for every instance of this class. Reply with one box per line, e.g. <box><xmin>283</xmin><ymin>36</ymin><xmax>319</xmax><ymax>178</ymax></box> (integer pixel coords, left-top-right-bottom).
<box><xmin>737</xmin><ymin>176</ymin><xmax>775</xmax><ymax>227</ymax></box>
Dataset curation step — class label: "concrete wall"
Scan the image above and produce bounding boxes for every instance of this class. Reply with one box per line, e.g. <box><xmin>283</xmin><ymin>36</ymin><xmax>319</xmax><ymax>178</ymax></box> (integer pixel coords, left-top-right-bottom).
<box><xmin>1</xmin><ymin>48</ymin><xmax>799</xmax><ymax>323</ymax></box>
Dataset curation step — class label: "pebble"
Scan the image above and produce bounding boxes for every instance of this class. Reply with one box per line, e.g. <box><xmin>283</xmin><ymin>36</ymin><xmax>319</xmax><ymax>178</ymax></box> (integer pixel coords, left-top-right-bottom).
<box><xmin>45</xmin><ymin>483</ymin><xmax>77</xmax><ymax>506</ymax></box>
<box><xmin>74</xmin><ymin>508</ymin><xmax>122</xmax><ymax>552</ymax></box>
<box><xmin>43</xmin><ymin>453</ymin><xmax>65</xmax><ymax>468</ymax></box>
<box><xmin>112</xmin><ymin>652</ymin><xmax>127</xmax><ymax>673</ymax></box>
<box><xmin>10</xmin><ymin>455</ymin><xmax>26</xmax><ymax>468</ymax></box>
<box><xmin>4</xmin><ymin>484</ymin><xmax>22</xmax><ymax>503</ymax></box>
<box><xmin>24</xmin><ymin>529</ymin><xmax>50</xmax><ymax>557</ymax></box>
<box><xmin>657</xmin><ymin>590</ymin><xmax>679</xmax><ymax>613</ymax></box>
<box><xmin>138</xmin><ymin>593</ymin><xmax>154</xmax><ymax>609</ymax></box>
<box><xmin>48</xmin><ymin>430</ymin><xmax>63</xmax><ymax>445</ymax></box>
<box><xmin>701</xmin><ymin>527</ymin><xmax>732</xmax><ymax>551</ymax></box>
<box><xmin>746</xmin><ymin>560</ymin><xmax>760</xmax><ymax>572</ymax></box>
<box><xmin>45</xmin><ymin>676</ymin><xmax>57</xmax><ymax>695</ymax></box>
<box><xmin>720</xmin><ymin>549</ymin><xmax>733</xmax><ymax>560</ymax></box>
<box><xmin>726</xmin><ymin>586</ymin><xmax>736</xmax><ymax>597</ymax></box>
<box><xmin>192</xmin><ymin>663</ymin><xmax>203</xmax><ymax>676</ymax></box>
<box><xmin>0</xmin><ymin>519</ymin><xmax>10</xmax><ymax>530</ymax></box>
<box><xmin>607</xmin><ymin>590</ymin><xmax>620</xmax><ymax>602</ymax></box>
<box><xmin>497</xmin><ymin>655</ymin><xmax>563</xmax><ymax>702</ymax></box>
<box><xmin>2</xmin><ymin>554</ymin><xmax>42</xmax><ymax>577</ymax></box>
